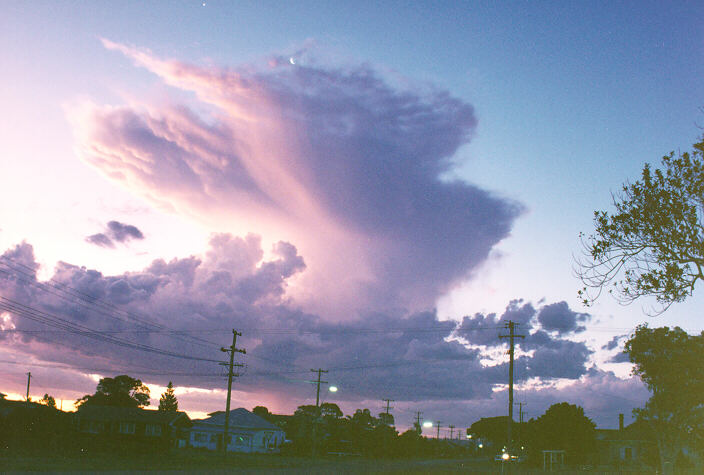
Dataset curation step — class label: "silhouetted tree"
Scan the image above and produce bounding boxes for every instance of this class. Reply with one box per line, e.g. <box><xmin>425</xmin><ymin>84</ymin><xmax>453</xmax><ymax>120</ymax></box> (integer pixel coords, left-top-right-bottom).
<box><xmin>625</xmin><ymin>324</ymin><xmax>704</xmax><ymax>472</ymax></box>
<box><xmin>470</xmin><ymin>416</ymin><xmax>508</xmax><ymax>449</ymax></box>
<box><xmin>577</xmin><ymin>137</ymin><xmax>704</xmax><ymax>313</ymax></box>
<box><xmin>39</xmin><ymin>393</ymin><xmax>56</xmax><ymax>408</ymax></box>
<box><xmin>75</xmin><ymin>375</ymin><xmax>150</xmax><ymax>408</ymax></box>
<box><xmin>525</xmin><ymin>402</ymin><xmax>596</xmax><ymax>466</ymax></box>
<box><xmin>320</xmin><ymin>402</ymin><xmax>343</xmax><ymax>419</ymax></box>
<box><xmin>378</xmin><ymin>412</ymin><xmax>395</xmax><ymax>426</ymax></box>
<box><xmin>252</xmin><ymin>405</ymin><xmax>269</xmax><ymax>417</ymax></box>
<box><xmin>158</xmin><ymin>381</ymin><xmax>178</xmax><ymax>411</ymax></box>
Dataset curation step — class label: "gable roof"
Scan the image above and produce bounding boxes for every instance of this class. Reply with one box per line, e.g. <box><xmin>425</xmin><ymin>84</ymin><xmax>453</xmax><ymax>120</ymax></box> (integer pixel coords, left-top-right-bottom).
<box><xmin>194</xmin><ymin>408</ymin><xmax>281</xmax><ymax>431</ymax></box>
<box><xmin>75</xmin><ymin>405</ymin><xmax>191</xmax><ymax>426</ymax></box>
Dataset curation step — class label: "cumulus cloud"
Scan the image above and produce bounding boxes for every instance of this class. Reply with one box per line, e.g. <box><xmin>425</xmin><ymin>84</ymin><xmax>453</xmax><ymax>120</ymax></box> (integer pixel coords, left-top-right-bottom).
<box><xmin>602</xmin><ymin>334</ymin><xmax>625</xmax><ymax>351</ymax></box>
<box><xmin>537</xmin><ymin>301</ymin><xmax>589</xmax><ymax>334</ymax></box>
<box><xmin>1</xmin><ymin>240</ymin><xmax>601</xmax><ymax>406</ymax></box>
<box><xmin>69</xmin><ymin>41</ymin><xmax>523</xmax><ymax>318</ymax></box>
<box><xmin>457</xmin><ymin>300</ymin><xmax>594</xmax><ymax>381</ymax></box>
<box><xmin>86</xmin><ymin>220</ymin><xmax>145</xmax><ymax>248</ymax></box>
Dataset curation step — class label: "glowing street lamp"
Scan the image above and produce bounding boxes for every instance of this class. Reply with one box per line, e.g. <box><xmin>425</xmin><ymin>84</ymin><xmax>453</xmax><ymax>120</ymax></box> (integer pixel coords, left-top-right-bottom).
<box><xmin>422</xmin><ymin>421</ymin><xmax>433</xmax><ymax>428</ymax></box>
<box><xmin>328</xmin><ymin>385</ymin><xmax>338</xmax><ymax>392</ymax></box>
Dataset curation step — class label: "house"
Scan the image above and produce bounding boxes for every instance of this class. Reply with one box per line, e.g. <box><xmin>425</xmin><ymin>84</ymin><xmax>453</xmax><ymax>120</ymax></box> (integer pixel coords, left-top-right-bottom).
<box><xmin>74</xmin><ymin>405</ymin><xmax>192</xmax><ymax>450</ymax></box>
<box><xmin>0</xmin><ymin>395</ymin><xmax>74</xmax><ymax>452</ymax></box>
<box><xmin>189</xmin><ymin>407</ymin><xmax>286</xmax><ymax>453</ymax></box>
<box><xmin>596</xmin><ymin>414</ymin><xmax>656</xmax><ymax>469</ymax></box>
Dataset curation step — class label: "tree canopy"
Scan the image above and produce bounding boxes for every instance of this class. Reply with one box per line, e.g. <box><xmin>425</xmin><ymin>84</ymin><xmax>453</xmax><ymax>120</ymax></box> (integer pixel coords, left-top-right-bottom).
<box><xmin>526</xmin><ymin>402</ymin><xmax>597</xmax><ymax>465</ymax></box>
<box><xmin>577</xmin><ymin>137</ymin><xmax>704</xmax><ymax>313</ymax></box>
<box><xmin>39</xmin><ymin>393</ymin><xmax>56</xmax><ymax>408</ymax></box>
<box><xmin>75</xmin><ymin>375</ymin><xmax>150</xmax><ymax>408</ymax></box>
<box><xmin>625</xmin><ymin>325</ymin><xmax>704</xmax><ymax>471</ymax></box>
<box><xmin>158</xmin><ymin>381</ymin><xmax>178</xmax><ymax>411</ymax></box>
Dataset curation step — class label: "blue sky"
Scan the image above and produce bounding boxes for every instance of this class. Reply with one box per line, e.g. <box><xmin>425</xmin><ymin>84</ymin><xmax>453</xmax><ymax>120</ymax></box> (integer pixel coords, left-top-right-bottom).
<box><xmin>0</xmin><ymin>1</ymin><xmax>702</xmax><ymax>430</ymax></box>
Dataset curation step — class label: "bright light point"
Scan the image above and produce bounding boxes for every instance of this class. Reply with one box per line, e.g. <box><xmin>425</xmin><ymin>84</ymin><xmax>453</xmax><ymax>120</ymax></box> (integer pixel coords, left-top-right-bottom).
<box><xmin>422</xmin><ymin>421</ymin><xmax>433</xmax><ymax>428</ymax></box>
<box><xmin>289</xmin><ymin>57</ymin><xmax>296</xmax><ymax>65</ymax></box>
<box><xmin>502</xmin><ymin>453</ymin><xmax>510</xmax><ymax>461</ymax></box>
<box><xmin>328</xmin><ymin>385</ymin><xmax>338</xmax><ymax>392</ymax></box>
<box><xmin>478</xmin><ymin>443</ymin><xmax>483</xmax><ymax>448</ymax></box>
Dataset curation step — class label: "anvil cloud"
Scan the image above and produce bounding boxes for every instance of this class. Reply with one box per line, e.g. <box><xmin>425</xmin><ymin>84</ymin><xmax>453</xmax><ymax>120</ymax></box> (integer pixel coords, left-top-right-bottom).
<box><xmin>70</xmin><ymin>41</ymin><xmax>522</xmax><ymax>317</ymax></box>
<box><xmin>0</xmin><ymin>42</ymin><xmax>649</xmax><ymax>427</ymax></box>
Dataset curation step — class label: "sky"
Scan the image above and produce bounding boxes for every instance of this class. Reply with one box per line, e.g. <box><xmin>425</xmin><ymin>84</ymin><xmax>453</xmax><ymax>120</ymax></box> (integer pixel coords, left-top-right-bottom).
<box><xmin>1</xmin><ymin>1</ymin><xmax>702</xmax><ymax>434</ymax></box>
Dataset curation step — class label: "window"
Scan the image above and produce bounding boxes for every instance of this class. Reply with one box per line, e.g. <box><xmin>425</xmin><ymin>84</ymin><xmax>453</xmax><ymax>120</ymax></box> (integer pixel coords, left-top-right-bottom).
<box><xmin>624</xmin><ymin>447</ymin><xmax>633</xmax><ymax>460</ymax></box>
<box><xmin>87</xmin><ymin>421</ymin><xmax>104</xmax><ymax>433</ymax></box>
<box><xmin>118</xmin><ymin>422</ymin><xmax>136</xmax><ymax>434</ymax></box>
<box><xmin>193</xmin><ymin>432</ymin><xmax>208</xmax><ymax>443</ymax></box>
<box><xmin>145</xmin><ymin>424</ymin><xmax>162</xmax><ymax>437</ymax></box>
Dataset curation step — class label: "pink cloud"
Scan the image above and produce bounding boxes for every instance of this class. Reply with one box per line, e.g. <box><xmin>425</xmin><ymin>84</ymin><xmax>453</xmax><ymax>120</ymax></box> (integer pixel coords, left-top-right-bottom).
<box><xmin>70</xmin><ymin>41</ymin><xmax>522</xmax><ymax>318</ymax></box>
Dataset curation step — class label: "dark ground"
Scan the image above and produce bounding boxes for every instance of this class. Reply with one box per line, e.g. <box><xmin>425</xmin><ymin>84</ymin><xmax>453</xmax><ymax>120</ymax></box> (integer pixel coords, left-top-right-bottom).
<box><xmin>0</xmin><ymin>450</ymin><xmax>663</xmax><ymax>474</ymax></box>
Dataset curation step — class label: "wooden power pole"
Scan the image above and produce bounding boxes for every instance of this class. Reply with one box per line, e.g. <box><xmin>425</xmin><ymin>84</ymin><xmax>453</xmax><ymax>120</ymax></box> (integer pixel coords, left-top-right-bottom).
<box><xmin>220</xmin><ymin>330</ymin><xmax>245</xmax><ymax>455</ymax></box>
<box><xmin>499</xmin><ymin>320</ymin><xmax>524</xmax><ymax>452</ymax></box>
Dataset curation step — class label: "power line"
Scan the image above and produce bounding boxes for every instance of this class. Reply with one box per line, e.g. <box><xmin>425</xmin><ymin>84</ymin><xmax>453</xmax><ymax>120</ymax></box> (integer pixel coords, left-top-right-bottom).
<box><xmin>0</xmin><ymin>256</ymin><xmax>220</xmax><ymax>349</ymax></box>
<box><xmin>0</xmin><ymin>358</ymin><xmax>222</xmax><ymax>377</ymax></box>
<box><xmin>0</xmin><ymin>296</ymin><xmax>223</xmax><ymax>364</ymax></box>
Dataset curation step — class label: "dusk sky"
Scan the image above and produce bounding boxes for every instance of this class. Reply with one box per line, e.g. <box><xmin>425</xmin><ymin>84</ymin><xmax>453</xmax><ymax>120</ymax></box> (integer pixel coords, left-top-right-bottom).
<box><xmin>1</xmin><ymin>1</ymin><xmax>702</xmax><ymax>434</ymax></box>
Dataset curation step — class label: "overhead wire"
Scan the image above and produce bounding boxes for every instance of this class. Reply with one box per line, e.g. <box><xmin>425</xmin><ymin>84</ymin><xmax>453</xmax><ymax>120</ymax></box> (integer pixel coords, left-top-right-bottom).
<box><xmin>0</xmin><ymin>296</ymin><xmax>223</xmax><ymax>364</ymax></box>
<box><xmin>0</xmin><ymin>256</ymin><xmax>221</xmax><ymax>349</ymax></box>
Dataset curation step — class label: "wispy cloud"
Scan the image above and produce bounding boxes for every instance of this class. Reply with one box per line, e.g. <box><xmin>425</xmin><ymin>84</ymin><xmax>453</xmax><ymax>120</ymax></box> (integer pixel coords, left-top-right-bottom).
<box><xmin>86</xmin><ymin>220</ymin><xmax>145</xmax><ymax>248</ymax></box>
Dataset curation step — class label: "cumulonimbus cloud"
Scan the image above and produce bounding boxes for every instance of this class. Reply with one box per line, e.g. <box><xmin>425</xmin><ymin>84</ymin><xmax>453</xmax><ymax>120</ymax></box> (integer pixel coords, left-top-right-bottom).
<box><xmin>69</xmin><ymin>40</ymin><xmax>523</xmax><ymax>318</ymax></box>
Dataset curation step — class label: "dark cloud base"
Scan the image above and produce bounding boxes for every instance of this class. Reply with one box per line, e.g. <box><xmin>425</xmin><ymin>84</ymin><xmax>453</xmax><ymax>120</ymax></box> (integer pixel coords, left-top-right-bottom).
<box><xmin>2</xmin><ymin>240</ymin><xmax>597</xmax><ymax>403</ymax></box>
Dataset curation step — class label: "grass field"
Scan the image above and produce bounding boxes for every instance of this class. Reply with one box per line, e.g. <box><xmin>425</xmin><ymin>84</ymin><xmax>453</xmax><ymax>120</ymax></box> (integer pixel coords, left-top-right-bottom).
<box><xmin>0</xmin><ymin>450</ymin><xmax>665</xmax><ymax>474</ymax></box>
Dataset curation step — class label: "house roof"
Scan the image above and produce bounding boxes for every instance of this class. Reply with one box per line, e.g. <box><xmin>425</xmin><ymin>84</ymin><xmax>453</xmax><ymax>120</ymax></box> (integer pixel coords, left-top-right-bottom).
<box><xmin>194</xmin><ymin>408</ymin><xmax>281</xmax><ymax>431</ymax></box>
<box><xmin>0</xmin><ymin>398</ymin><xmax>57</xmax><ymax>417</ymax></box>
<box><xmin>596</xmin><ymin>420</ymin><xmax>655</xmax><ymax>442</ymax></box>
<box><xmin>75</xmin><ymin>405</ymin><xmax>191</xmax><ymax>426</ymax></box>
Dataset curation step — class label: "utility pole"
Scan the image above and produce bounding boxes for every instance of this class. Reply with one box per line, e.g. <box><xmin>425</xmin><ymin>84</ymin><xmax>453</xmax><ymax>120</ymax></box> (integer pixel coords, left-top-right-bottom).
<box><xmin>310</xmin><ymin>368</ymin><xmax>328</xmax><ymax>458</ymax></box>
<box><xmin>311</xmin><ymin>368</ymin><xmax>329</xmax><ymax>407</ymax></box>
<box><xmin>499</xmin><ymin>320</ymin><xmax>524</xmax><ymax>452</ymax></box>
<box><xmin>435</xmin><ymin>421</ymin><xmax>442</xmax><ymax>439</ymax></box>
<box><xmin>515</xmin><ymin>402</ymin><xmax>526</xmax><ymax>424</ymax></box>
<box><xmin>449</xmin><ymin>424</ymin><xmax>455</xmax><ymax>439</ymax></box>
<box><xmin>414</xmin><ymin>411</ymin><xmax>423</xmax><ymax>434</ymax></box>
<box><xmin>25</xmin><ymin>372</ymin><xmax>31</xmax><ymax>402</ymax></box>
<box><xmin>382</xmin><ymin>398</ymin><xmax>394</xmax><ymax>425</ymax></box>
<box><xmin>220</xmin><ymin>330</ymin><xmax>245</xmax><ymax>455</ymax></box>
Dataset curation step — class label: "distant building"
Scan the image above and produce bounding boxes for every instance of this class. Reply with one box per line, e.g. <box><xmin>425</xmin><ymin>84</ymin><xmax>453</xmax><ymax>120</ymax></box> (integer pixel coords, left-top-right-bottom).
<box><xmin>189</xmin><ymin>408</ymin><xmax>286</xmax><ymax>453</ymax></box>
<box><xmin>596</xmin><ymin>414</ymin><xmax>656</xmax><ymax>469</ymax></box>
<box><xmin>74</xmin><ymin>405</ymin><xmax>192</xmax><ymax>449</ymax></box>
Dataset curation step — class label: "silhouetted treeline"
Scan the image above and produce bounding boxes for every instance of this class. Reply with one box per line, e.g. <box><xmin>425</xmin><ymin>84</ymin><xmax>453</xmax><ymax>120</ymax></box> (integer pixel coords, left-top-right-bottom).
<box><xmin>254</xmin><ymin>405</ymin><xmax>472</xmax><ymax>459</ymax></box>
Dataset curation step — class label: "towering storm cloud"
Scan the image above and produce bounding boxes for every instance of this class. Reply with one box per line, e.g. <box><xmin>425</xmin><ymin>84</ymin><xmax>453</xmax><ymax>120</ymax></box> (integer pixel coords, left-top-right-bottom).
<box><xmin>69</xmin><ymin>41</ymin><xmax>522</xmax><ymax>317</ymax></box>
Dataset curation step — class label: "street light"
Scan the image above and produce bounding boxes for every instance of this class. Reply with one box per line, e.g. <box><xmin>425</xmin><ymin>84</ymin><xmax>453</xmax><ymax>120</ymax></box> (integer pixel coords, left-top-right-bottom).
<box><xmin>422</xmin><ymin>421</ymin><xmax>433</xmax><ymax>428</ymax></box>
<box><xmin>328</xmin><ymin>385</ymin><xmax>338</xmax><ymax>393</ymax></box>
